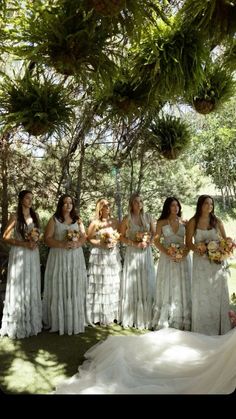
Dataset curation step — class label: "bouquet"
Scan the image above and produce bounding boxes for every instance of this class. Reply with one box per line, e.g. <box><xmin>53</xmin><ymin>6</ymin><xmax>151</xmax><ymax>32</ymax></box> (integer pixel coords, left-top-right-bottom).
<box><xmin>206</xmin><ymin>238</ymin><xmax>236</xmax><ymax>264</ymax></box>
<box><xmin>166</xmin><ymin>243</ymin><xmax>186</xmax><ymax>261</ymax></box>
<box><xmin>99</xmin><ymin>227</ymin><xmax>120</xmax><ymax>245</ymax></box>
<box><xmin>65</xmin><ymin>229</ymin><xmax>81</xmax><ymax>242</ymax></box>
<box><xmin>135</xmin><ymin>231</ymin><xmax>151</xmax><ymax>243</ymax></box>
<box><xmin>196</xmin><ymin>237</ymin><xmax>236</xmax><ymax>264</ymax></box>
<box><xmin>26</xmin><ymin>227</ymin><xmax>40</xmax><ymax>243</ymax></box>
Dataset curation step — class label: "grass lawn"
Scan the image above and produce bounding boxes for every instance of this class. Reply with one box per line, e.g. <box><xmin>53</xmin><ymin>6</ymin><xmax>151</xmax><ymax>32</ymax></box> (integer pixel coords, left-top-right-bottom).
<box><xmin>0</xmin><ymin>323</ymin><xmax>146</xmax><ymax>395</ymax></box>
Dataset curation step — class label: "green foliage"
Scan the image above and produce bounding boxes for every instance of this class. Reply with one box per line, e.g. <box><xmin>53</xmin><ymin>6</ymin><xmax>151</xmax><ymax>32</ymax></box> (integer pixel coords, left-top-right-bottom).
<box><xmin>191</xmin><ymin>64</ymin><xmax>236</xmax><ymax>114</ymax></box>
<box><xmin>0</xmin><ymin>70</ymin><xmax>75</xmax><ymax>136</ymax></box>
<box><xmin>148</xmin><ymin>115</ymin><xmax>191</xmax><ymax>159</ymax></box>
<box><xmin>100</xmin><ymin>69</ymin><xmax>159</xmax><ymax>121</ymax></box>
<box><xmin>181</xmin><ymin>0</ymin><xmax>236</xmax><ymax>44</ymax></box>
<box><xmin>184</xmin><ymin>100</ymin><xmax>236</xmax><ymax>206</ymax></box>
<box><xmin>11</xmin><ymin>1</ymin><xmax>114</xmax><ymax>78</ymax></box>
<box><xmin>133</xmin><ymin>22</ymin><xmax>207</xmax><ymax>100</ymax></box>
<box><xmin>222</xmin><ymin>39</ymin><xmax>236</xmax><ymax>72</ymax></box>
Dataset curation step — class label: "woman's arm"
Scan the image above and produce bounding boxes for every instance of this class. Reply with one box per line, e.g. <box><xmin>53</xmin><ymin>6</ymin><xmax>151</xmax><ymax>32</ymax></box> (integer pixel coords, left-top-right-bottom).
<box><xmin>186</xmin><ymin>218</ymin><xmax>206</xmax><ymax>255</ymax></box>
<box><xmin>3</xmin><ymin>214</ymin><xmax>36</xmax><ymax>250</ymax></box>
<box><xmin>76</xmin><ymin>219</ymin><xmax>87</xmax><ymax>247</ymax></box>
<box><xmin>186</xmin><ymin>218</ymin><xmax>197</xmax><ymax>252</ymax></box>
<box><xmin>44</xmin><ymin>217</ymin><xmax>69</xmax><ymax>249</ymax></box>
<box><xmin>154</xmin><ymin>220</ymin><xmax>169</xmax><ymax>256</ymax></box>
<box><xmin>217</xmin><ymin>218</ymin><xmax>227</xmax><ymax>239</ymax></box>
<box><xmin>87</xmin><ymin>221</ymin><xmax>111</xmax><ymax>249</ymax></box>
<box><xmin>119</xmin><ymin>216</ymin><xmax>147</xmax><ymax>249</ymax></box>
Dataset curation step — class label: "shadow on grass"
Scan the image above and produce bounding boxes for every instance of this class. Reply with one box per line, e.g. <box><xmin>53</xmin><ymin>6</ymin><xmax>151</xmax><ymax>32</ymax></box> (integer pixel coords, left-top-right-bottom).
<box><xmin>0</xmin><ymin>324</ymin><xmax>145</xmax><ymax>395</ymax></box>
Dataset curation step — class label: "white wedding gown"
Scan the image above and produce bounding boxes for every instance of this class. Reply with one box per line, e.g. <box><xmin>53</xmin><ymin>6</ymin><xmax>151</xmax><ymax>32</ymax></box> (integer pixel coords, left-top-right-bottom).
<box><xmin>54</xmin><ymin>327</ymin><xmax>236</xmax><ymax>394</ymax></box>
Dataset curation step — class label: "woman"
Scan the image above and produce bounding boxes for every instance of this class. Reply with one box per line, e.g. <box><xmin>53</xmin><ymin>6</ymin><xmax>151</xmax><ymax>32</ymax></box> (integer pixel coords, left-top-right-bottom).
<box><xmin>152</xmin><ymin>197</ymin><xmax>191</xmax><ymax>331</ymax></box>
<box><xmin>86</xmin><ymin>198</ymin><xmax>122</xmax><ymax>326</ymax></box>
<box><xmin>119</xmin><ymin>192</ymin><xmax>156</xmax><ymax>329</ymax></box>
<box><xmin>42</xmin><ymin>194</ymin><xmax>87</xmax><ymax>335</ymax></box>
<box><xmin>54</xmin><ymin>326</ymin><xmax>236</xmax><ymax>394</ymax></box>
<box><xmin>186</xmin><ymin>194</ymin><xmax>231</xmax><ymax>335</ymax></box>
<box><xmin>0</xmin><ymin>190</ymin><xmax>42</xmax><ymax>339</ymax></box>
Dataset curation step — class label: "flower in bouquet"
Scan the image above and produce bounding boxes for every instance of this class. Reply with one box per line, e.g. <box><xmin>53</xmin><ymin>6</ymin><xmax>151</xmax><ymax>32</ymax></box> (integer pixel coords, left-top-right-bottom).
<box><xmin>99</xmin><ymin>227</ymin><xmax>120</xmax><ymax>245</ymax></box>
<box><xmin>196</xmin><ymin>241</ymin><xmax>207</xmax><ymax>254</ymax></box>
<box><xmin>135</xmin><ymin>231</ymin><xmax>151</xmax><ymax>243</ymax></box>
<box><xmin>26</xmin><ymin>227</ymin><xmax>40</xmax><ymax>243</ymax></box>
<box><xmin>206</xmin><ymin>237</ymin><xmax>236</xmax><ymax>264</ymax></box>
<box><xmin>167</xmin><ymin>243</ymin><xmax>186</xmax><ymax>261</ymax></box>
<box><xmin>66</xmin><ymin>229</ymin><xmax>81</xmax><ymax>242</ymax></box>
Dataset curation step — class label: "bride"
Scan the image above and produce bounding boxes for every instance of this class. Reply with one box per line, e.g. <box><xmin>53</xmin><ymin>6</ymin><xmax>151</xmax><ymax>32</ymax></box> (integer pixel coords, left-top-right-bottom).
<box><xmin>54</xmin><ymin>326</ymin><xmax>236</xmax><ymax>394</ymax></box>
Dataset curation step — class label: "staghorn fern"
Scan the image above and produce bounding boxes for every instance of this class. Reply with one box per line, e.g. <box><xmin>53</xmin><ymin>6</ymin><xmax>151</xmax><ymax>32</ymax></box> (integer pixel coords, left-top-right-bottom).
<box><xmin>191</xmin><ymin>64</ymin><xmax>236</xmax><ymax>114</ymax></box>
<box><xmin>133</xmin><ymin>22</ymin><xmax>207</xmax><ymax>101</ymax></box>
<box><xmin>148</xmin><ymin>115</ymin><xmax>191</xmax><ymax>160</ymax></box>
<box><xmin>180</xmin><ymin>0</ymin><xmax>236</xmax><ymax>44</ymax></box>
<box><xmin>0</xmin><ymin>70</ymin><xmax>75</xmax><ymax>136</ymax></box>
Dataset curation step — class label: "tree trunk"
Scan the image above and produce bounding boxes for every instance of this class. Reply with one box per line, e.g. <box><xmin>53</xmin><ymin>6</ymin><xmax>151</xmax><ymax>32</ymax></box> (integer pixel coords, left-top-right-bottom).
<box><xmin>115</xmin><ymin>166</ymin><xmax>122</xmax><ymax>221</ymax></box>
<box><xmin>137</xmin><ymin>146</ymin><xmax>145</xmax><ymax>193</ymax></box>
<box><xmin>0</xmin><ymin>133</ymin><xmax>10</xmax><ymax>234</ymax></box>
<box><xmin>75</xmin><ymin>139</ymin><xmax>85</xmax><ymax>212</ymax></box>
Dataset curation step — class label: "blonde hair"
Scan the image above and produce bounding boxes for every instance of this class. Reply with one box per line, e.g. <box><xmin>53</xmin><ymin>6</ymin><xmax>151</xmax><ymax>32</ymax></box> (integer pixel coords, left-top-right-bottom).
<box><xmin>95</xmin><ymin>198</ymin><xmax>111</xmax><ymax>220</ymax></box>
<box><xmin>128</xmin><ymin>192</ymin><xmax>147</xmax><ymax>228</ymax></box>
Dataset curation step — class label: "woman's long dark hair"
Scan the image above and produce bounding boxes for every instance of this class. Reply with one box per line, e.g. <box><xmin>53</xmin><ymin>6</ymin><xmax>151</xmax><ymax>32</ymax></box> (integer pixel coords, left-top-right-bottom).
<box><xmin>193</xmin><ymin>195</ymin><xmax>217</xmax><ymax>231</ymax></box>
<box><xmin>54</xmin><ymin>194</ymin><xmax>79</xmax><ymax>224</ymax></box>
<box><xmin>158</xmin><ymin>197</ymin><xmax>182</xmax><ymax>220</ymax></box>
<box><xmin>17</xmin><ymin>190</ymin><xmax>39</xmax><ymax>239</ymax></box>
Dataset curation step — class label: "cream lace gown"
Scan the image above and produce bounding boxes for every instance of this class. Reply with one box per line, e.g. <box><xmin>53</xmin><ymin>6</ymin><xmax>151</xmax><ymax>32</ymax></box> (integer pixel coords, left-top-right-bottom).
<box><xmin>192</xmin><ymin>228</ymin><xmax>231</xmax><ymax>335</ymax></box>
<box><xmin>152</xmin><ymin>223</ymin><xmax>191</xmax><ymax>331</ymax></box>
<box><xmin>42</xmin><ymin>218</ymin><xmax>87</xmax><ymax>335</ymax></box>
<box><xmin>86</xmin><ymin>227</ymin><xmax>122</xmax><ymax>325</ymax></box>
<box><xmin>120</xmin><ymin>214</ymin><xmax>155</xmax><ymax>329</ymax></box>
<box><xmin>0</xmin><ymin>222</ymin><xmax>42</xmax><ymax>339</ymax></box>
<box><xmin>54</xmin><ymin>327</ymin><xmax>236</xmax><ymax>394</ymax></box>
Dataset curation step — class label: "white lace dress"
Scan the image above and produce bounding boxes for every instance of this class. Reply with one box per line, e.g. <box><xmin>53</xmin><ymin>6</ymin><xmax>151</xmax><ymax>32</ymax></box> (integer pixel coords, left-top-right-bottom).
<box><xmin>42</xmin><ymin>218</ymin><xmax>87</xmax><ymax>335</ymax></box>
<box><xmin>120</xmin><ymin>214</ymin><xmax>155</xmax><ymax>329</ymax></box>
<box><xmin>54</xmin><ymin>327</ymin><xmax>236</xmax><ymax>394</ymax></box>
<box><xmin>86</xmin><ymin>227</ymin><xmax>122</xmax><ymax>325</ymax></box>
<box><xmin>0</xmin><ymin>222</ymin><xmax>42</xmax><ymax>339</ymax></box>
<box><xmin>152</xmin><ymin>224</ymin><xmax>191</xmax><ymax>331</ymax></box>
<box><xmin>192</xmin><ymin>228</ymin><xmax>231</xmax><ymax>335</ymax></box>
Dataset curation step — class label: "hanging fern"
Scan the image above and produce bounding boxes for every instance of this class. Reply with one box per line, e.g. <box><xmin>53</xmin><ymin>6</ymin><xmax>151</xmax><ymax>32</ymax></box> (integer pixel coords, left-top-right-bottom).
<box><xmin>148</xmin><ymin>115</ymin><xmax>191</xmax><ymax>160</ymax></box>
<box><xmin>191</xmin><ymin>64</ymin><xmax>235</xmax><ymax>114</ymax></box>
<box><xmin>180</xmin><ymin>0</ymin><xmax>236</xmax><ymax>44</ymax></box>
<box><xmin>0</xmin><ymin>69</ymin><xmax>75</xmax><ymax>136</ymax></box>
<box><xmin>133</xmin><ymin>22</ymin><xmax>207</xmax><ymax>101</ymax></box>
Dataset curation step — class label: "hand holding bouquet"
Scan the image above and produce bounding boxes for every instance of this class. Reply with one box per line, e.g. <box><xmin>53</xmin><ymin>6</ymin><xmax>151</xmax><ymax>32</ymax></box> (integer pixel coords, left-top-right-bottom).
<box><xmin>166</xmin><ymin>243</ymin><xmax>186</xmax><ymax>262</ymax></box>
<box><xmin>99</xmin><ymin>227</ymin><xmax>120</xmax><ymax>248</ymax></box>
<box><xmin>66</xmin><ymin>229</ymin><xmax>81</xmax><ymax>242</ymax></box>
<box><xmin>26</xmin><ymin>227</ymin><xmax>40</xmax><ymax>243</ymax></box>
<box><xmin>135</xmin><ymin>231</ymin><xmax>151</xmax><ymax>243</ymax></box>
<box><xmin>206</xmin><ymin>237</ymin><xmax>236</xmax><ymax>264</ymax></box>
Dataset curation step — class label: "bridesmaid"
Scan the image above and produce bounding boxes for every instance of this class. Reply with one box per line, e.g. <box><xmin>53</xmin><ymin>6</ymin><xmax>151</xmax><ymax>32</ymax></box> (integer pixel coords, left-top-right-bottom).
<box><xmin>0</xmin><ymin>190</ymin><xmax>42</xmax><ymax>339</ymax></box>
<box><xmin>186</xmin><ymin>194</ymin><xmax>231</xmax><ymax>335</ymax></box>
<box><xmin>42</xmin><ymin>194</ymin><xmax>87</xmax><ymax>335</ymax></box>
<box><xmin>119</xmin><ymin>192</ymin><xmax>156</xmax><ymax>329</ymax></box>
<box><xmin>152</xmin><ymin>197</ymin><xmax>191</xmax><ymax>331</ymax></box>
<box><xmin>86</xmin><ymin>198</ymin><xmax>122</xmax><ymax>326</ymax></box>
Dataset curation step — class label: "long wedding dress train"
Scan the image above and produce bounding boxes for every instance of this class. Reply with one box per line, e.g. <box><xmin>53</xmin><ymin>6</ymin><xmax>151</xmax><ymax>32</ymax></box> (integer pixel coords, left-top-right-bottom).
<box><xmin>54</xmin><ymin>327</ymin><xmax>236</xmax><ymax>394</ymax></box>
